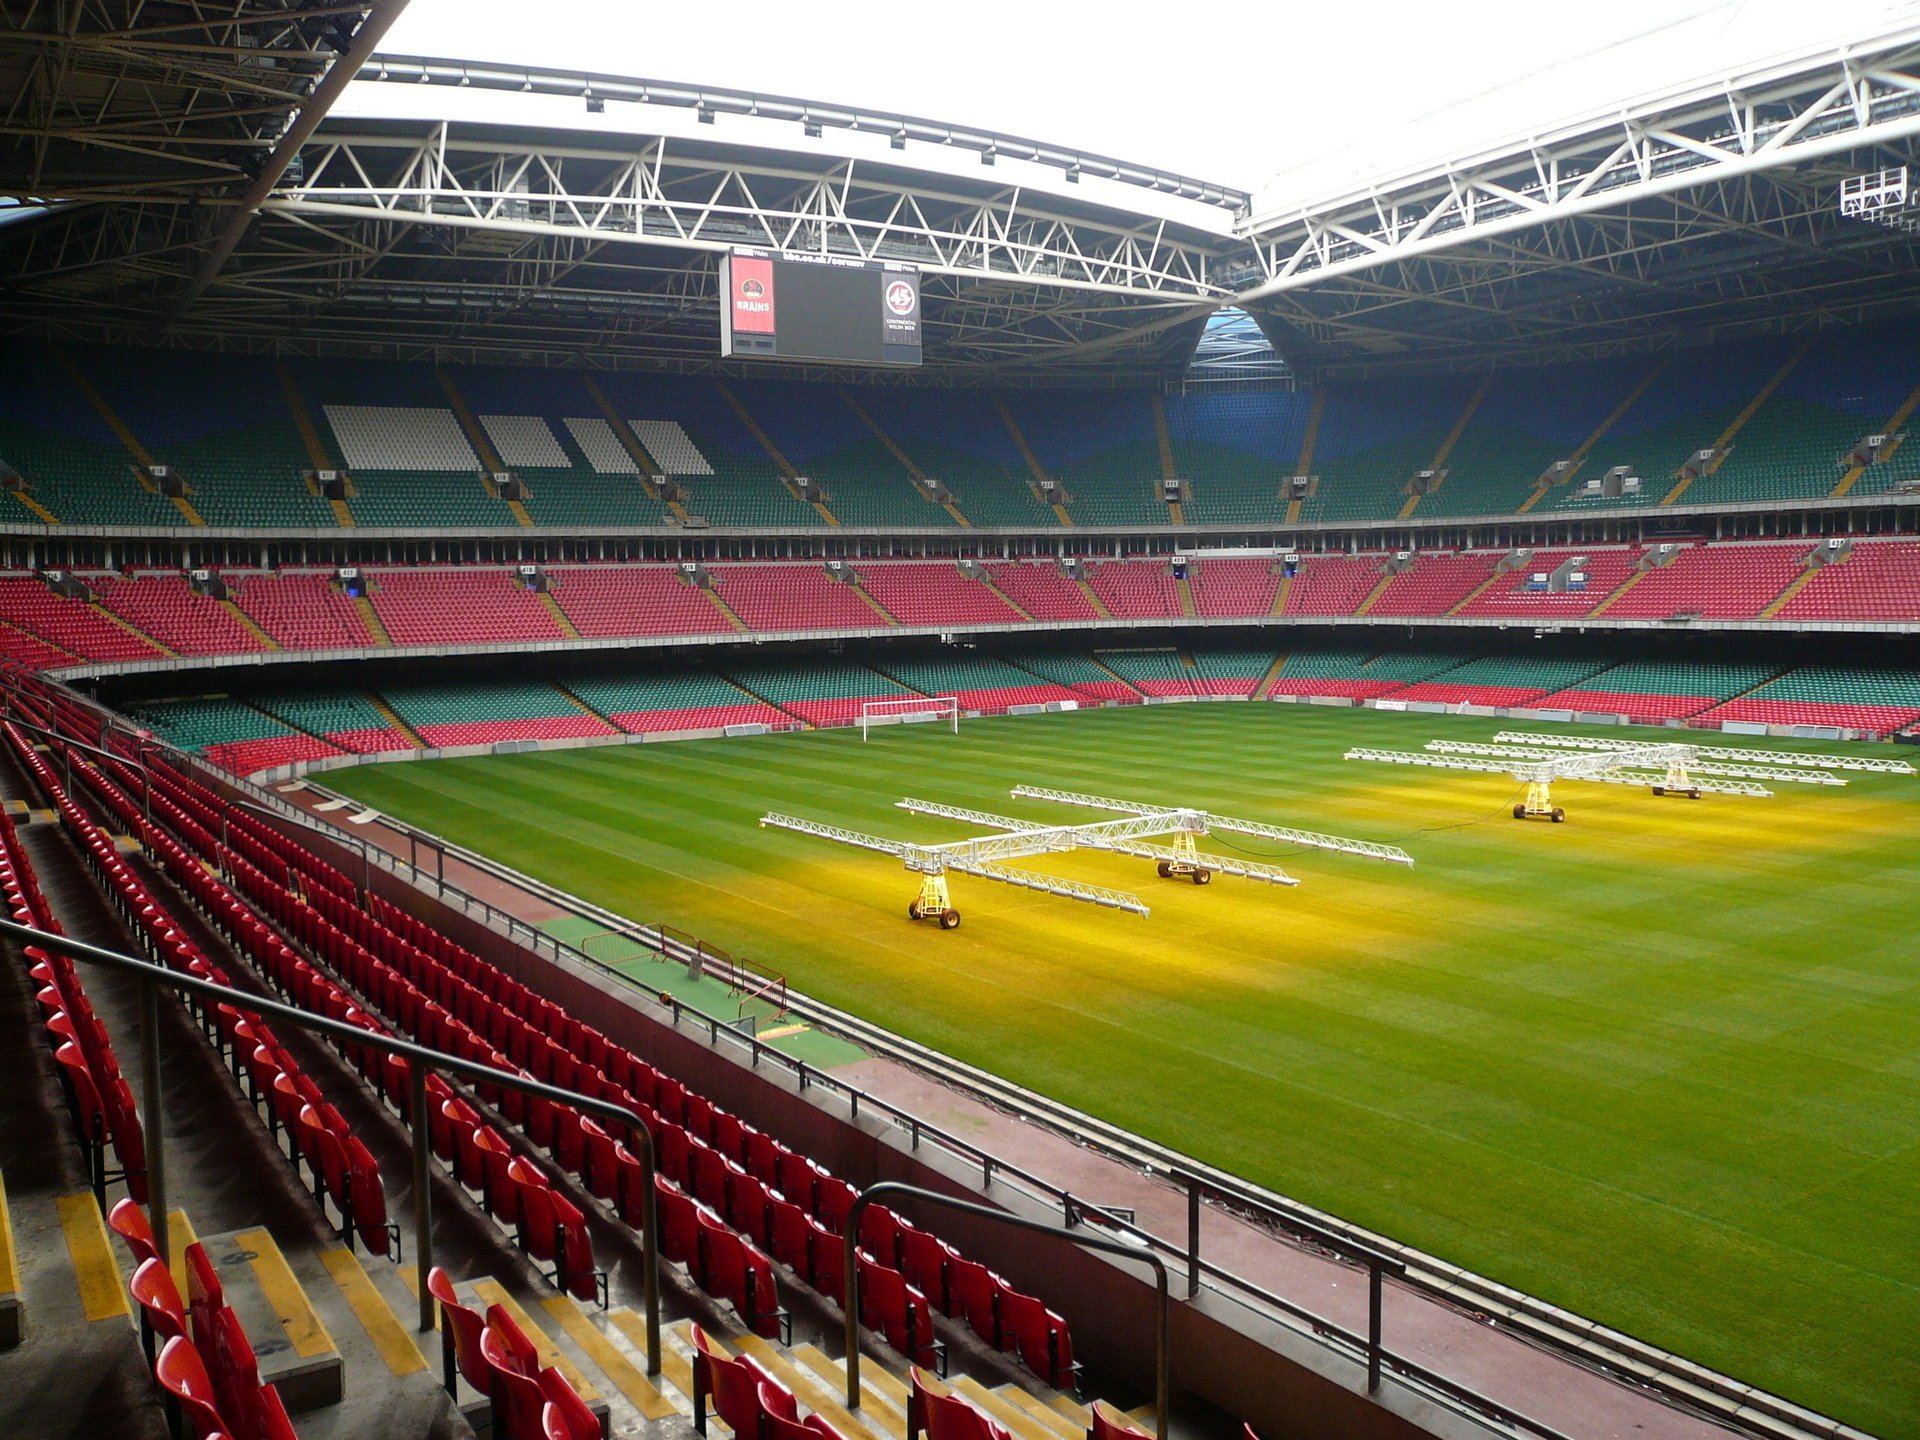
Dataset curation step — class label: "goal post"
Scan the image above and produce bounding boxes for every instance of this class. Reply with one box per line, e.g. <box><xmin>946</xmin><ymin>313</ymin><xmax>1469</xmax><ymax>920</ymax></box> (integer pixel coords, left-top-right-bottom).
<box><xmin>860</xmin><ymin>695</ymin><xmax>960</xmax><ymax>741</ymax></box>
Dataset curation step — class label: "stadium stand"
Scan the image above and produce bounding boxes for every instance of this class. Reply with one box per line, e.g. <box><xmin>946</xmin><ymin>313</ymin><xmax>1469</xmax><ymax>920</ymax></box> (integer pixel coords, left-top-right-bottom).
<box><xmin>1188</xmin><ymin>557</ymin><xmax>1284</xmax><ymax>617</ymax></box>
<box><xmin>856</xmin><ymin>564</ymin><xmax>1025</xmax><ymax>628</ymax></box>
<box><xmin>1164</xmin><ymin>389</ymin><xmax>1313</xmax><ymax>525</ymax></box>
<box><xmin>564</xmin><ymin>672</ymin><xmax>790</xmax><ymax>733</ymax></box>
<box><xmin>1281</xmin><ymin>554</ymin><xmax>1389</xmax><ymax>617</ymax></box>
<box><xmin>709</xmin><ymin>563</ymin><xmax>889</xmax><ymax>632</ymax></box>
<box><xmin>723</xmin><ymin>661</ymin><xmax>914</xmax><ymax>726</ymax></box>
<box><xmin>1774</xmin><ymin>539</ymin><xmax>1920</xmax><ymax>622</ymax></box>
<box><xmin>1086</xmin><ymin>560</ymin><xmax>1182</xmax><ymax>620</ymax></box>
<box><xmin>995</xmin><ymin>390</ymin><xmax>1164</xmax><ymax>525</ymax></box>
<box><xmin>1366</xmin><ymin>552</ymin><xmax>1500</xmax><ymax>618</ymax></box>
<box><xmin>1092</xmin><ymin>649</ymin><xmax>1203</xmax><ymax>697</ymax></box>
<box><xmin>123</xmin><ymin>696</ymin><xmax>345</xmax><ymax>775</ymax></box>
<box><xmin>229</xmin><ymin>570</ymin><xmax>378</xmax><ymax>651</ymax></box>
<box><xmin>547</xmin><ymin>564</ymin><xmax>737</xmax><ymax>638</ymax></box>
<box><xmin>367</xmin><ymin>568</ymin><xmax>566</xmax><ymax>647</ymax></box>
<box><xmin>1694</xmin><ymin>667</ymin><xmax>1920</xmax><ymax>735</ymax></box>
<box><xmin>1390</xmin><ymin>655</ymin><xmax>1610</xmax><ymax>706</ymax></box>
<box><xmin>1453</xmin><ymin>548</ymin><xmax>1639</xmax><ymax>619</ymax></box>
<box><xmin>1534</xmin><ymin>660</ymin><xmax>1781</xmax><ymax>720</ymax></box>
<box><xmin>854</xmin><ymin>389</ymin><xmax>1052</xmax><ymax>526</ymax></box>
<box><xmin>1599</xmin><ymin>543</ymin><xmax>1808</xmax><ymax>621</ymax></box>
<box><xmin>375</xmin><ymin>680</ymin><xmax>614</xmax><ymax>748</ymax></box>
<box><xmin>89</xmin><ymin>573</ymin><xmax>269</xmax><ymax>656</ymax></box>
<box><xmin>868</xmin><ymin>655</ymin><xmax>1080</xmax><ymax>712</ymax></box>
<box><xmin>1300</xmin><ymin>374</ymin><xmax>1487</xmax><ymax>524</ymax></box>
<box><xmin>1264</xmin><ymin>649</ymin><xmax>1439</xmax><ymax>700</ymax></box>
<box><xmin>1006</xmin><ymin>652</ymin><xmax>1142</xmax><ymax>701</ymax></box>
<box><xmin>1188</xmin><ymin>649</ymin><xmax>1280</xmax><ymax>696</ymax></box>
<box><xmin>0</xmin><ymin>574</ymin><xmax>169</xmax><ymax>663</ymax></box>
<box><xmin>248</xmin><ymin>690</ymin><xmax>417</xmax><ymax>754</ymax></box>
<box><xmin>981</xmin><ymin>562</ymin><xmax>1099</xmax><ymax>621</ymax></box>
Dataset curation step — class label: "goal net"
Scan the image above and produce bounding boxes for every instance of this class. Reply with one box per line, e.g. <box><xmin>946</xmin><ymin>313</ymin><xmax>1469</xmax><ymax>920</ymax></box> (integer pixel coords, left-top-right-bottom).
<box><xmin>860</xmin><ymin>695</ymin><xmax>960</xmax><ymax>741</ymax></box>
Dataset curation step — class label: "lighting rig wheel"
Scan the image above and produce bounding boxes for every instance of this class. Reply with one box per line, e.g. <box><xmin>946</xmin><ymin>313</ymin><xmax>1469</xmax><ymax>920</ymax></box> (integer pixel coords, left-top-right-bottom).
<box><xmin>1550</xmin><ymin>808</ymin><xmax>1566</xmax><ymax>823</ymax></box>
<box><xmin>1688</xmin><ymin>789</ymin><xmax>1702</xmax><ymax>800</ymax></box>
<box><xmin>1192</xmin><ymin>869</ymin><xmax>1212</xmax><ymax>885</ymax></box>
<box><xmin>907</xmin><ymin>901</ymin><xmax>923</xmax><ymax>920</ymax></box>
<box><xmin>1652</xmin><ymin>786</ymin><xmax>1666</xmax><ymax>796</ymax></box>
<box><xmin>1513</xmin><ymin>804</ymin><xmax>1528</xmax><ymax>820</ymax></box>
<box><xmin>938</xmin><ymin>909</ymin><xmax>961</xmax><ymax>930</ymax></box>
<box><xmin>1156</xmin><ymin>861</ymin><xmax>1172</xmax><ymax>878</ymax></box>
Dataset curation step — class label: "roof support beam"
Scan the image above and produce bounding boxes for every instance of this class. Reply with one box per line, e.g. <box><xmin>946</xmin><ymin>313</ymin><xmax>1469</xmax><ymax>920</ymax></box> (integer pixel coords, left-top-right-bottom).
<box><xmin>165</xmin><ymin>0</ymin><xmax>413</xmax><ymax>326</ymax></box>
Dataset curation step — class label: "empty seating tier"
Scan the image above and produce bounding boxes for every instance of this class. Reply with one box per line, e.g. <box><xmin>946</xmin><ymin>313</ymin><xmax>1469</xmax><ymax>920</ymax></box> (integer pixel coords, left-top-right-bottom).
<box><xmin>565</xmin><ymin>673</ymin><xmax>788</xmax><ymax>733</ymax></box>
<box><xmin>377</xmin><ymin>681</ymin><xmax>613</xmax><ymax>748</ymax></box>
<box><xmin>869</xmin><ymin>657</ymin><xmax>1079</xmax><ymax>713</ymax></box>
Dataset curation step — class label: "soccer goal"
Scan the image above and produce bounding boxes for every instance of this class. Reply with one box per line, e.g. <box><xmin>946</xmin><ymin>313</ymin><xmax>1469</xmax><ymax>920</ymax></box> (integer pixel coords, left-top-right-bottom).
<box><xmin>860</xmin><ymin>695</ymin><xmax>960</xmax><ymax>741</ymax></box>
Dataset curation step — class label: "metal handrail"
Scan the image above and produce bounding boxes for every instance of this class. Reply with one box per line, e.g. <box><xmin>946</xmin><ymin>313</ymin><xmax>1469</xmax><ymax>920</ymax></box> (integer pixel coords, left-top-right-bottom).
<box><xmin>842</xmin><ymin>1182</ymin><xmax>1169</xmax><ymax>1440</ymax></box>
<box><xmin>0</xmin><ymin>917</ymin><xmax>663</xmax><ymax>1371</ymax></box>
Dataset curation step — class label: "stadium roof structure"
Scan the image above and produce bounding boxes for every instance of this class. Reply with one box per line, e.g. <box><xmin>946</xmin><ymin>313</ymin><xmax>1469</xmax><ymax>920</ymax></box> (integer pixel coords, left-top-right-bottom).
<box><xmin>2</xmin><ymin>17</ymin><xmax>1919</xmax><ymax>383</ymax></box>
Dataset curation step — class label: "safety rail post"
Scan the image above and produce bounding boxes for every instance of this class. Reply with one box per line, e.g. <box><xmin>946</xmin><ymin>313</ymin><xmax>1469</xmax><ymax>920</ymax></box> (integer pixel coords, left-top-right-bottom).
<box><xmin>1368</xmin><ymin>1260</ymin><xmax>1384</xmax><ymax>1393</ymax></box>
<box><xmin>139</xmin><ymin>973</ymin><xmax>169</xmax><ymax>1266</ymax></box>
<box><xmin>1186</xmin><ymin>1178</ymin><xmax>1200</xmax><ymax>1298</ymax></box>
<box><xmin>842</xmin><ymin>1181</ymin><xmax>1170</xmax><ymax>1440</ymax></box>
<box><xmin>410</xmin><ymin>1061</ymin><xmax>433</xmax><ymax>1333</ymax></box>
<box><xmin>0</xmin><ymin>917</ymin><xmax>664</xmax><ymax>1374</ymax></box>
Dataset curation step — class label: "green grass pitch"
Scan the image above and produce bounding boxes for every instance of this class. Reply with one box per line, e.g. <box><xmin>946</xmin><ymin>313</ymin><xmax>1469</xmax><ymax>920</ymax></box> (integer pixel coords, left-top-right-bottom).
<box><xmin>326</xmin><ymin>703</ymin><xmax>1920</xmax><ymax>1435</ymax></box>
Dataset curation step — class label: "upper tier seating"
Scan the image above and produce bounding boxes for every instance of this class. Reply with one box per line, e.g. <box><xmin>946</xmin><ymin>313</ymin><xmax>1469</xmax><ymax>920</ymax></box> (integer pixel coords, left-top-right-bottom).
<box><xmin>1164</xmin><ymin>389</ymin><xmax>1313</xmax><ymax>525</ymax></box>
<box><xmin>996</xmin><ymin>390</ymin><xmax>1163</xmax><ymax>526</ymax></box>
<box><xmin>981</xmin><ymin>564</ymin><xmax>1098</xmax><ymax>621</ymax></box>
<box><xmin>1600</xmin><ymin>544</ymin><xmax>1806</xmax><ymax>621</ymax></box>
<box><xmin>0</xmin><ymin>574</ymin><xmax>169</xmax><ymax>663</ymax></box>
<box><xmin>3</xmin><ymin>328</ymin><xmax>1917</xmax><ymax>529</ymax></box>
<box><xmin>377</xmin><ymin>681</ymin><xmax>613</xmax><ymax>747</ymax></box>
<box><xmin>547</xmin><ymin>566</ymin><xmax>735</xmax><ymax>638</ymax></box>
<box><xmin>854</xmin><ymin>389</ymin><xmax>1051</xmax><ymax>526</ymax></box>
<box><xmin>368</xmin><ymin>569</ymin><xmax>566</xmax><ymax>647</ymax></box>
<box><xmin>1775</xmin><ymin>540</ymin><xmax>1920</xmax><ymax>623</ymax></box>
<box><xmin>90</xmin><ymin>574</ymin><xmax>268</xmax><ymax>656</ymax></box>
<box><xmin>1281</xmin><ymin>555</ymin><xmax>1386</xmax><ymax>617</ymax></box>
<box><xmin>1454</xmin><ymin>548</ymin><xmax>1638</xmax><ymax>619</ymax></box>
<box><xmin>1188</xmin><ymin>558</ymin><xmax>1282</xmax><ymax>618</ymax></box>
<box><xmin>1367</xmin><ymin>553</ymin><xmax>1499</xmax><ymax>618</ymax></box>
<box><xmin>0</xmin><ymin>621</ymin><xmax>78</xmax><ymax>671</ymax></box>
<box><xmin>565</xmin><ymin>672</ymin><xmax>788</xmax><ymax>733</ymax></box>
<box><xmin>857</xmin><ymin>565</ymin><xmax>1024</xmax><ymax>628</ymax></box>
<box><xmin>1086</xmin><ymin>561</ymin><xmax>1181</xmax><ymax>620</ymax></box>
<box><xmin>710</xmin><ymin>564</ymin><xmax>887</xmax><ymax>632</ymax></box>
<box><xmin>229</xmin><ymin>571</ymin><xmax>377</xmax><ymax>651</ymax></box>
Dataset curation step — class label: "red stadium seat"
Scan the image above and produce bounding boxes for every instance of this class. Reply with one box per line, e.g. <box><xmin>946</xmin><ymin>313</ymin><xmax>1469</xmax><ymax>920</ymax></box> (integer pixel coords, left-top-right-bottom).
<box><xmin>690</xmin><ymin>1322</ymin><xmax>794</xmax><ymax>1437</ymax></box>
<box><xmin>129</xmin><ymin>1256</ymin><xmax>189</xmax><ymax>1362</ymax></box>
<box><xmin>859</xmin><ymin>1251</ymin><xmax>943</xmax><ymax>1373</ymax></box>
<box><xmin>427</xmin><ymin>1267</ymin><xmax>490</xmax><ymax>1397</ymax></box>
<box><xmin>998</xmin><ymin>1285</ymin><xmax>1079</xmax><ymax>1392</ymax></box>
<box><xmin>155</xmin><ymin>1334</ymin><xmax>231</xmax><ymax>1440</ymax></box>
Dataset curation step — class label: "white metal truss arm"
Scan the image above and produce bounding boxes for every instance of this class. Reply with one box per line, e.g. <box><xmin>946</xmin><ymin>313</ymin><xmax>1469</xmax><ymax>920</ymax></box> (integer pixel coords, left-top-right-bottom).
<box><xmin>1347</xmin><ymin>750</ymin><xmax>1771</xmax><ymax>796</ymax></box>
<box><xmin>917</xmin><ymin>810</ymin><xmax>1206</xmax><ymax>868</ymax></box>
<box><xmin>940</xmin><ymin>859</ymin><xmax>1150</xmax><ymax>915</ymax></box>
<box><xmin>760</xmin><ymin>813</ymin><xmax>913</xmax><ymax>859</ymax></box>
<box><xmin>1493</xmin><ymin>732</ymin><xmax>1914</xmax><ymax>774</ymax></box>
<box><xmin>1427</xmin><ymin>742</ymin><xmax>1843</xmax><ymax>785</ymax></box>
<box><xmin>895</xmin><ymin>800</ymin><xmax>1298</xmax><ymax>885</ymax></box>
<box><xmin>1010</xmin><ymin>785</ymin><xmax>1414</xmax><ymax>865</ymax></box>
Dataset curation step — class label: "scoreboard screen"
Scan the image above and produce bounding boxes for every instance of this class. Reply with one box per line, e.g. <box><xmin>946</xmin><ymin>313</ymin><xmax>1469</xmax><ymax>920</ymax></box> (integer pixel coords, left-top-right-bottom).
<box><xmin>719</xmin><ymin>249</ymin><xmax>922</xmax><ymax>367</ymax></box>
